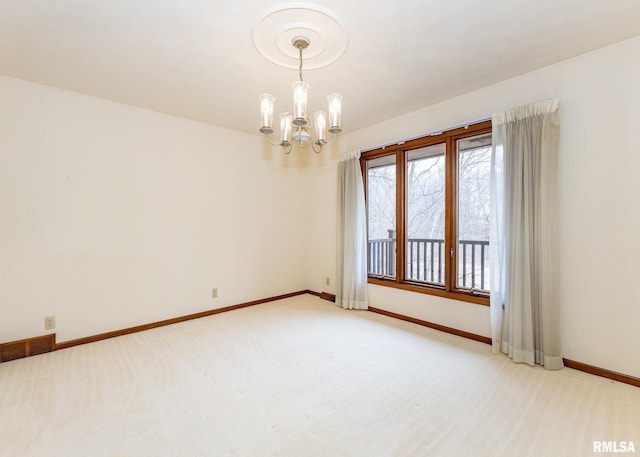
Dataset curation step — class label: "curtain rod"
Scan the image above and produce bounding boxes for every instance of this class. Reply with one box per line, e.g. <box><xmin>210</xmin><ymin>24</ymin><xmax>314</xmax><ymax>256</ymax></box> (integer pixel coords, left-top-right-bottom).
<box><xmin>361</xmin><ymin>116</ymin><xmax>491</xmax><ymax>153</ymax></box>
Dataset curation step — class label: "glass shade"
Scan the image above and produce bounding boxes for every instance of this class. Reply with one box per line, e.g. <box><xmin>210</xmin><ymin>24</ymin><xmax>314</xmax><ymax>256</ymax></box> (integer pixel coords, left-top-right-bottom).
<box><xmin>292</xmin><ymin>81</ymin><xmax>309</xmax><ymax>126</ymax></box>
<box><xmin>259</xmin><ymin>94</ymin><xmax>275</xmax><ymax>134</ymax></box>
<box><xmin>314</xmin><ymin>111</ymin><xmax>327</xmax><ymax>144</ymax></box>
<box><xmin>327</xmin><ymin>93</ymin><xmax>342</xmax><ymax>133</ymax></box>
<box><xmin>279</xmin><ymin>113</ymin><xmax>293</xmax><ymax>145</ymax></box>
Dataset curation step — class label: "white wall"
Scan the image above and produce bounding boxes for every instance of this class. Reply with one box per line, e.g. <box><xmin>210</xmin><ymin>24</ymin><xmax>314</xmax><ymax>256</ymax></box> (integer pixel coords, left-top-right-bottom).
<box><xmin>308</xmin><ymin>36</ymin><xmax>640</xmax><ymax>378</ymax></box>
<box><xmin>0</xmin><ymin>76</ymin><xmax>309</xmax><ymax>343</ymax></box>
<box><xmin>3</xmin><ymin>36</ymin><xmax>639</xmax><ymax>379</ymax></box>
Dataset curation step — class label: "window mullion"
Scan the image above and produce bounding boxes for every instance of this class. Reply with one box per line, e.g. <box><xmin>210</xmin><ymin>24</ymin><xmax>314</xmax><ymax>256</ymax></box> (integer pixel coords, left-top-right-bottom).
<box><xmin>444</xmin><ymin>136</ymin><xmax>456</xmax><ymax>293</ymax></box>
<box><xmin>396</xmin><ymin>149</ymin><xmax>406</xmax><ymax>283</ymax></box>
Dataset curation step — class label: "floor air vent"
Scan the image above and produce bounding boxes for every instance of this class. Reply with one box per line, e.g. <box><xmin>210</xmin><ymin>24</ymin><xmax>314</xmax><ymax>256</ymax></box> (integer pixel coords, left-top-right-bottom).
<box><xmin>0</xmin><ymin>334</ymin><xmax>56</xmax><ymax>362</ymax></box>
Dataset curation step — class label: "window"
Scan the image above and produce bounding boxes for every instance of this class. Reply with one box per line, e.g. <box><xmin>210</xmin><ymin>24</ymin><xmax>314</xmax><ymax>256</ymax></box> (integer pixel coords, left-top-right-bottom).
<box><xmin>362</xmin><ymin>120</ymin><xmax>491</xmax><ymax>305</ymax></box>
<box><xmin>366</xmin><ymin>155</ymin><xmax>396</xmax><ymax>278</ymax></box>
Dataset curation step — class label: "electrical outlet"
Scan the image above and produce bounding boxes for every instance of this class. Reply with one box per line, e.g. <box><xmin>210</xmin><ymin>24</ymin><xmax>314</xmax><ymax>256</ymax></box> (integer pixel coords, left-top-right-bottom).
<box><xmin>325</xmin><ymin>277</ymin><xmax>330</xmax><ymax>286</ymax></box>
<box><xmin>44</xmin><ymin>315</ymin><xmax>56</xmax><ymax>330</ymax></box>
<box><xmin>212</xmin><ymin>288</ymin><xmax>218</xmax><ymax>298</ymax></box>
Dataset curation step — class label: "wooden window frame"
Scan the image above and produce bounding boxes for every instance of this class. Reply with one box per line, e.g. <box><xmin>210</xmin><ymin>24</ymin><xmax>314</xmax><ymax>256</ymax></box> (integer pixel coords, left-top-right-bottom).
<box><xmin>361</xmin><ymin>120</ymin><xmax>491</xmax><ymax>306</ymax></box>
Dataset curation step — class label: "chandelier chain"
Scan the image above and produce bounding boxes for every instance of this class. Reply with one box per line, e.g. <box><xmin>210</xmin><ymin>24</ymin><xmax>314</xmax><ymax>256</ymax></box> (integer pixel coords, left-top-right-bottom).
<box><xmin>298</xmin><ymin>45</ymin><xmax>303</xmax><ymax>82</ymax></box>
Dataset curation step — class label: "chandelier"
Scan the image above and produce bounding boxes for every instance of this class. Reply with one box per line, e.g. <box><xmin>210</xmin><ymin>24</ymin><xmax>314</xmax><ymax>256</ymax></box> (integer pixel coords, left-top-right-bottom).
<box><xmin>259</xmin><ymin>36</ymin><xmax>342</xmax><ymax>154</ymax></box>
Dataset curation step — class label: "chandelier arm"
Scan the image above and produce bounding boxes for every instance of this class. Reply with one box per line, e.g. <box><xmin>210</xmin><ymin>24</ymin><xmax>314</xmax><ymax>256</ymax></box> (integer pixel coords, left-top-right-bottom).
<box><xmin>283</xmin><ymin>142</ymin><xmax>293</xmax><ymax>154</ymax></box>
<box><xmin>324</xmin><ymin>131</ymin><xmax>338</xmax><ymax>145</ymax></box>
<box><xmin>262</xmin><ymin>132</ymin><xmax>286</xmax><ymax>147</ymax></box>
<box><xmin>311</xmin><ymin>141</ymin><xmax>323</xmax><ymax>153</ymax></box>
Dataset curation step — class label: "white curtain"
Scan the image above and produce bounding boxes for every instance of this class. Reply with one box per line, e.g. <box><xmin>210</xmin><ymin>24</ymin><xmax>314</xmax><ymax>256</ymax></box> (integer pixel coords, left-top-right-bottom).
<box><xmin>336</xmin><ymin>149</ymin><xmax>368</xmax><ymax>310</ymax></box>
<box><xmin>489</xmin><ymin>99</ymin><xmax>563</xmax><ymax>369</ymax></box>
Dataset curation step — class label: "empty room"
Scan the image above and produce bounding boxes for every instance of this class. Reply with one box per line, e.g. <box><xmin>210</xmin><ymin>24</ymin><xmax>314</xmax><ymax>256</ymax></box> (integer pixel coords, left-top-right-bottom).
<box><xmin>1</xmin><ymin>1</ymin><xmax>639</xmax><ymax>456</ymax></box>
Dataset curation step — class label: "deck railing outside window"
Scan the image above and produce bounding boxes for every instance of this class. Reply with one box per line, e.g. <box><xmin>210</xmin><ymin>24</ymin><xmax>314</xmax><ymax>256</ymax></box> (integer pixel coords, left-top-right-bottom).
<box><xmin>367</xmin><ymin>238</ymin><xmax>490</xmax><ymax>291</ymax></box>
<box><xmin>367</xmin><ymin>238</ymin><xmax>397</xmax><ymax>277</ymax></box>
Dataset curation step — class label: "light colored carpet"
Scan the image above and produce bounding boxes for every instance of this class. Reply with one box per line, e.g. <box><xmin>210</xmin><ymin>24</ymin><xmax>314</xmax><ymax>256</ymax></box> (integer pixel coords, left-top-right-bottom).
<box><xmin>1</xmin><ymin>294</ymin><xmax>638</xmax><ymax>456</ymax></box>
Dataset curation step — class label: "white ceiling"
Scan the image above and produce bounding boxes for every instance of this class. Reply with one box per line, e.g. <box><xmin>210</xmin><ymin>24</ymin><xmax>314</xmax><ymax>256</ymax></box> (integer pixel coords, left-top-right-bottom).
<box><xmin>1</xmin><ymin>0</ymin><xmax>639</xmax><ymax>135</ymax></box>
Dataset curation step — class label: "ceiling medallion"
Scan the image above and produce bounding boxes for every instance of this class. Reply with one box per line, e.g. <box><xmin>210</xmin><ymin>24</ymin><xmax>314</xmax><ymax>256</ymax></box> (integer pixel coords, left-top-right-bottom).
<box><xmin>252</xmin><ymin>3</ymin><xmax>349</xmax><ymax>70</ymax></box>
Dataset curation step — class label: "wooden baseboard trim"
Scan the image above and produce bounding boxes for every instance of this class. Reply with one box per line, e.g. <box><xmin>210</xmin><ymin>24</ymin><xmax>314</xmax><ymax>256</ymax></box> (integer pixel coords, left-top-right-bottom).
<box><xmin>368</xmin><ymin>306</ymin><xmax>492</xmax><ymax>345</ymax></box>
<box><xmin>55</xmin><ymin>290</ymin><xmax>309</xmax><ymax>350</ymax></box>
<box><xmin>563</xmin><ymin>358</ymin><xmax>640</xmax><ymax>388</ymax></box>
<box><xmin>11</xmin><ymin>293</ymin><xmax>639</xmax><ymax>388</ymax></box>
<box><xmin>366</xmin><ymin>305</ymin><xmax>639</xmax><ymax>388</ymax></box>
<box><xmin>0</xmin><ymin>333</ymin><xmax>56</xmax><ymax>363</ymax></box>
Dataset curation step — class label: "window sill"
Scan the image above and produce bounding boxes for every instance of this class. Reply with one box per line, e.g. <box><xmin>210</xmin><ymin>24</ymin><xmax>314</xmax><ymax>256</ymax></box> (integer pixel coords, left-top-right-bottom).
<box><xmin>367</xmin><ymin>277</ymin><xmax>490</xmax><ymax>306</ymax></box>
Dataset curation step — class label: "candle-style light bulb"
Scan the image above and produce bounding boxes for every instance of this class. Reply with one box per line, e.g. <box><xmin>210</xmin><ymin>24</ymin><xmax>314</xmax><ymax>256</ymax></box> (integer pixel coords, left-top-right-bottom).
<box><xmin>314</xmin><ymin>111</ymin><xmax>327</xmax><ymax>144</ymax></box>
<box><xmin>292</xmin><ymin>81</ymin><xmax>309</xmax><ymax>126</ymax></box>
<box><xmin>280</xmin><ymin>113</ymin><xmax>293</xmax><ymax>146</ymax></box>
<box><xmin>259</xmin><ymin>94</ymin><xmax>275</xmax><ymax>134</ymax></box>
<box><xmin>327</xmin><ymin>93</ymin><xmax>342</xmax><ymax>133</ymax></box>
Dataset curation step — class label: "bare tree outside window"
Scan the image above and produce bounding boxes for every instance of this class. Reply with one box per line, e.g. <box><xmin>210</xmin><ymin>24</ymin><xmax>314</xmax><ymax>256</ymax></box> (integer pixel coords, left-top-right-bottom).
<box><xmin>457</xmin><ymin>134</ymin><xmax>491</xmax><ymax>291</ymax></box>
<box><xmin>406</xmin><ymin>144</ymin><xmax>445</xmax><ymax>284</ymax></box>
<box><xmin>367</xmin><ymin>156</ymin><xmax>396</xmax><ymax>277</ymax></box>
